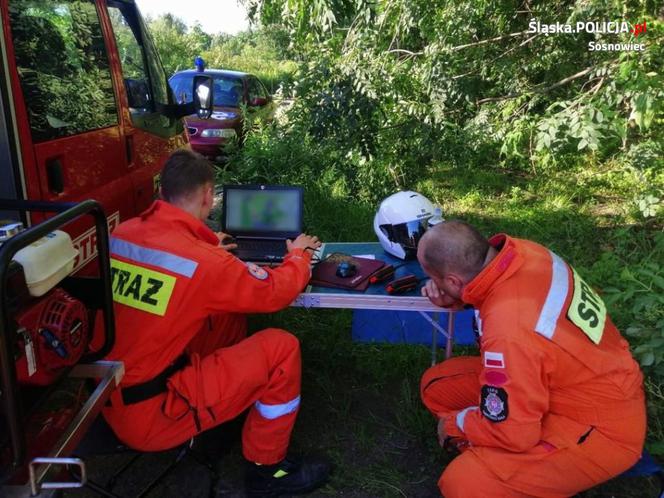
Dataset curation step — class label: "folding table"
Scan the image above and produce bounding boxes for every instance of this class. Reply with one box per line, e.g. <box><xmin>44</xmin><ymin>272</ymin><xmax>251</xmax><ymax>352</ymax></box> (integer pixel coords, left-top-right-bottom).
<box><xmin>291</xmin><ymin>242</ymin><xmax>457</xmax><ymax>363</ymax></box>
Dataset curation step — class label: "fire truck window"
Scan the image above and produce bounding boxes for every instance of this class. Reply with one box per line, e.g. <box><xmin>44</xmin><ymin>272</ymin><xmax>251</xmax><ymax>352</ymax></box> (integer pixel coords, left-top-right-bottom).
<box><xmin>107</xmin><ymin>7</ymin><xmax>152</xmax><ymax>110</ymax></box>
<box><xmin>141</xmin><ymin>28</ymin><xmax>170</xmax><ymax>107</ymax></box>
<box><xmin>108</xmin><ymin>3</ymin><xmax>178</xmax><ymax>137</ymax></box>
<box><xmin>9</xmin><ymin>0</ymin><xmax>118</xmax><ymax>143</ymax></box>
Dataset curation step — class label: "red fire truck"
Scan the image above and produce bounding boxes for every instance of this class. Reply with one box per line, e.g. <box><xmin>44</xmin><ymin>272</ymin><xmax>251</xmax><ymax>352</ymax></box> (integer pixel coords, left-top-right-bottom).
<box><xmin>0</xmin><ymin>0</ymin><xmax>212</xmax><ymax>494</ymax></box>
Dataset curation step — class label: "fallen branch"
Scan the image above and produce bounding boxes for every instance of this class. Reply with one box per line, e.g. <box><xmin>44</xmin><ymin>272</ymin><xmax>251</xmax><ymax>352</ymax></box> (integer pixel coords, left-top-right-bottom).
<box><xmin>450</xmin><ymin>30</ymin><xmax>531</xmax><ymax>51</ymax></box>
<box><xmin>476</xmin><ymin>66</ymin><xmax>595</xmax><ymax>105</ymax></box>
<box><xmin>452</xmin><ymin>33</ymin><xmax>540</xmax><ymax>80</ymax></box>
<box><xmin>386</xmin><ymin>48</ymin><xmax>423</xmax><ymax>56</ymax></box>
<box><xmin>386</xmin><ymin>30</ymin><xmax>532</xmax><ymax>58</ymax></box>
<box><xmin>590</xmin><ymin>76</ymin><xmax>605</xmax><ymax>96</ymax></box>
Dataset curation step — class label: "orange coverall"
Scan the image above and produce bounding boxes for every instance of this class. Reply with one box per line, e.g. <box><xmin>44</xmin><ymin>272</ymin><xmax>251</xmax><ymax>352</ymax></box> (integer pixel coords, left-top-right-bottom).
<box><xmin>102</xmin><ymin>200</ymin><xmax>312</xmax><ymax>464</ymax></box>
<box><xmin>420</xmin><ymin>235</ymin><xmax>646</xmax><ymax>497</ymax></box>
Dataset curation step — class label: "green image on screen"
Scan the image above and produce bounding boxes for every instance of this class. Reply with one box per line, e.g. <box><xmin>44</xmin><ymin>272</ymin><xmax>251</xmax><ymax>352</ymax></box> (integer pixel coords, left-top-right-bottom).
<box><xmin>226</xmin><ymin>189</ymin><xmax>300</xmax><ymax>232</ymax></box>
<box><xmin>242</xmin><ymin>195</ymin><xmax>284</xmax><ymax>228</ymax></box>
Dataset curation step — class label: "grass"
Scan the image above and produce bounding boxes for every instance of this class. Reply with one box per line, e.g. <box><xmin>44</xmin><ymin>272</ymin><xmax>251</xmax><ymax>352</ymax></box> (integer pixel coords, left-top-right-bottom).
<box><xmin>250</xmin><ymin>309</ymin><xmax>448</xmax><ymax>497</ymax></box>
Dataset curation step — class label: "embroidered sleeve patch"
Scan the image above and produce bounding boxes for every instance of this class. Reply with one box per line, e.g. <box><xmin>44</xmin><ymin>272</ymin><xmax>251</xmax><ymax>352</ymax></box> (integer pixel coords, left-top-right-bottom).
<box><xmin>247</xmin><ymin>262</ymin><xmax>269</xmax><ymax>281</ymax></box>
<box><xmin>484</xmin><ymin>351</ymin><xmax>505</xmax><ymax>368</ymax></box>
<box><xmin>567</xmin><ymin>268</ymin><xmax>606</xmax><ymax>344</ymax></box>
<box><xmin>485</xmin><ymin>370</ymin><xmax>509</xmax><ymax>386</ymax></box>
<box><xmin>481</xmin><ymin>385</ymin><xmax>508</xmax><ymax>422</ymax></box>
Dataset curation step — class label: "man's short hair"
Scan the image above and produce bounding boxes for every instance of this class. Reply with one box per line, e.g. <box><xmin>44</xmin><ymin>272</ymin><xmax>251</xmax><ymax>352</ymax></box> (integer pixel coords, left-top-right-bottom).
<box><xmin>420</xmin><ymin>220</ymin><xmax>490</xmax><ymax>281</ymax></box>
<box><xmin>160</xmin><ymin>149</ymin><xmax>215</xmax><ymax>202</ymax></box>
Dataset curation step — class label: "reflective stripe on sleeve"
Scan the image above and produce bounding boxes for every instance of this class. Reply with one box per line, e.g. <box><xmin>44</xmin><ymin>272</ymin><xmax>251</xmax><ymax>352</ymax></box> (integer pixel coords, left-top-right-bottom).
<box><xmin>456</xmin><ymin>406</ymin><xmax>478</xmax><ymax>433</ymax></box>
<box><xmin>255</xmin><ymin>395</ymin><xmax>301</xmax><ymax>420</ymax></box>
<box><xmin>534</xmin><ymin>251</ymin><xmax>569</xmax><ymax>340</ymax></box>
<box><xmin>111</xmin><ymin>237</ymin><xmax>198</xmax><ymax>278</ymax></box>
<box><xmin>474</xmin><ymin>309</ymin><xmax>483</xmax><ymax>337</ymax></box>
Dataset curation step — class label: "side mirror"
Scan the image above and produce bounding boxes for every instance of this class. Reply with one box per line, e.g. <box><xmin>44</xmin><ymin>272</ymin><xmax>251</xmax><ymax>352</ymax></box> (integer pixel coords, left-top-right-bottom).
<box><xmin>249</xmin><ymin>97</ymin><xmax>267</xmax><ymax>107</ymax></box>
<box><xmin>193</xmin><ymin>75</ymin><xmax>214</xmax><ymax>119</ymax></box>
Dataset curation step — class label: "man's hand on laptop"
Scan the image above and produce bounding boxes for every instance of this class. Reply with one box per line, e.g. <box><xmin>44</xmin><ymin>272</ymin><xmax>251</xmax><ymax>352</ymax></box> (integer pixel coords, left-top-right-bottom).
<box><xmin>287</xmin><ymin>234</ymin><xmax>322</xmax><ymax>255</ymax></box>
<box><xmin>215</xmin><ymin>231</ymin><xmax>238</xmax><ymax>251</ymax></box>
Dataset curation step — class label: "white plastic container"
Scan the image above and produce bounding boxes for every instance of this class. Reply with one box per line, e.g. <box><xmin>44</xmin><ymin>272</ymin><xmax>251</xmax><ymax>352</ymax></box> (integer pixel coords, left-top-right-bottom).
<box><xmin>12</xmin><ymin>230</ymin><xmax>77</xmax><ymax>297</ymax></box>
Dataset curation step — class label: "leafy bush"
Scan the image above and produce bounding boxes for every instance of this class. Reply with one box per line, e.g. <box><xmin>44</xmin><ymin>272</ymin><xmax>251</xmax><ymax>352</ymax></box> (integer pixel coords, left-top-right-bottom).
<box><xmin>145</xmin><ymin>16</ymin><xmax>297</xmax><ymax>94</ymax></box>
<box><xmin>601</xmin><ymin>231</ymin><xmax>664</xmax><ymax>379</ymax></box>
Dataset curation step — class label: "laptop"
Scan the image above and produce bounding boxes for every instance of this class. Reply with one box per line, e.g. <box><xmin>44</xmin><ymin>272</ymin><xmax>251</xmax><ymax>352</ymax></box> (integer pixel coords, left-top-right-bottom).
<box><xmin>221</xmin><ymin>184</ymin><xmax>303</xmax><ymax>263</ymax></box>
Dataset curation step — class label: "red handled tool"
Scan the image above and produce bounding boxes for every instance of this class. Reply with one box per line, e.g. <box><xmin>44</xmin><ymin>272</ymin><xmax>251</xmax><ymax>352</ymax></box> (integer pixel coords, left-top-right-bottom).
<box><xmin>369</xmin><ymin>263</ymin><xmax>405</xmax><ymax>284</ymax></box>
<box><xmin>385</xmin><ymin>274</ymin><xmax>420</xmax><ymax>295</ymax></box>
<box><xmin>370</xmin><ymin>265</ymin><xmax>394</xmax><ymax>284</ymax></box>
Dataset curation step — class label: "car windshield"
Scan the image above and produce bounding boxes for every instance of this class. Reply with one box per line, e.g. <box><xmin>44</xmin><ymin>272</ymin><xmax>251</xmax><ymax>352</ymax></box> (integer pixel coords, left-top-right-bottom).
<box><xmin>169</xmin><ymin>74</ymin><xmax>243</xmax><ymax>107</ymax></box>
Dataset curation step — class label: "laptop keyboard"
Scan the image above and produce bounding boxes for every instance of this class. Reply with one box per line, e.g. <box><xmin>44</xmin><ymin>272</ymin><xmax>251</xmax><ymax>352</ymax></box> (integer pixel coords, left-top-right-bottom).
<box><xmin>234</xmin><ymin>239</ymin><xmax>287</xmax><ymax>261</ymax></box>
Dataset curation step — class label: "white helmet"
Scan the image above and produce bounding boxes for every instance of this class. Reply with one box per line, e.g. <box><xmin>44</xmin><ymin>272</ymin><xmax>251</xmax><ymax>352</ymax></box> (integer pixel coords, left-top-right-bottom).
<box><xmin>374</xmin><ymin>191</ymin><xmax>435</xmax><ymax>259</ymax></box>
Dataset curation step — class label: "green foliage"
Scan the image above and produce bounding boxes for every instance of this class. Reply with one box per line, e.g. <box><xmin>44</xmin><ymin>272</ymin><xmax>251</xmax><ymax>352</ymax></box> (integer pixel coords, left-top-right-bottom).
<box><xmin>600</xmin><ymin>231</ymin><xmax>664</xmax><ymax>378</ymax></box>
<box><xmin>145</xmin><ymin>14</ymin><xmax>211</xmax><ymax>74</ymax></box>
<box><xmin>144</xmin><ymin>15</ymin><xmax>297</xmax><ymax>94</ymax></box>
<box><xmin>203</xmin><ymin>27</ymin><xmax>297</xmax><ymax>93</ymax></box>
<box><xmin>244</xmin><ymin>0</ymin><xmax>360</xmax><ymax>39</ymax></box>
<box><xmin>644</xmin><ymin>377</ymin><xmax>664</xmax><ymax>455</ymax></box>
<box><xmin>244</xmin><ymin>0</ymin><xmax>663</xmax><ymax>203</ymax></box>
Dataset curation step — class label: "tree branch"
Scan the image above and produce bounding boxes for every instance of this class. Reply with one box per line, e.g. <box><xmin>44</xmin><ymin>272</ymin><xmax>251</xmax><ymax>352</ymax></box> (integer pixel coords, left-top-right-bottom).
<box><xmin>590</xmin><ymin>76</ymin><xmax>605</xmax><ymax>96</ymax></box>
<box><xmin>449</xmin><ymin>30</ymin><xmax>531</xmax><ymax>51</ymax></box>
<box><xmin>386</xmin><ymin>48</ymin><xmax>423</xmax><ymax>56</ymax></box>
<box><xmin>476</xmin><ymin>66</ymin><xmax>595</xmax><ymax>105</ymax></box>
<box><xmin>452</xmin><ymin>33</ymin><xmax>540</xmax><ymax>80</ymax></box>
<box><xmin>387</xmin><ymin>30</ymin><xmax>533</xmax><ymax>59</ymax></box>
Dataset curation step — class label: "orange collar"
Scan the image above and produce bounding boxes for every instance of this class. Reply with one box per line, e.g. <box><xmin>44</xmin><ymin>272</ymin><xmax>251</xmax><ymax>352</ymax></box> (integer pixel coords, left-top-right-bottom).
<box><xmin>461</xmin><ymin>234</ymin><xmax>522</xmax><ymax>307</ymax></box>
<box><xmin>139</xmin><ymin>200</ymin><xmax>219</xmax><ymax>246</ymax></box>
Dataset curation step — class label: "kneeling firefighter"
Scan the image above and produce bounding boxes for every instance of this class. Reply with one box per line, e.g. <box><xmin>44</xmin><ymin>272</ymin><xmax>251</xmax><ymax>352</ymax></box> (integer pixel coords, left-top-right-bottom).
<box><xmin>102</xmin><ymin>149</ymin><xmax>330</xmax><ymax>497</ymax></box>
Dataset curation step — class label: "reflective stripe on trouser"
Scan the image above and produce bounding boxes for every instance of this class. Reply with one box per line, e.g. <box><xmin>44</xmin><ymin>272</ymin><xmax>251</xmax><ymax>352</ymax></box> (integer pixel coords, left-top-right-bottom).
<box><xmin>103</xmin><ymin>326</ymin><xmax>301</xmax><ymax>465</ymax></box>
<box><xmin>241</xmin><ymin>329</ymin><xmax>302</xmax><ymax>463</ymax></box>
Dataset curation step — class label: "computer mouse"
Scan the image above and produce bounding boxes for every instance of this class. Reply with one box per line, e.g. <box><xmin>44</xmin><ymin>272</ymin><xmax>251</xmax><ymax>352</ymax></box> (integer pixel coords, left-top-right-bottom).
<box><xmin>336</xmin><ymin>261</ymin><xmax>357</xmax><ymax>278</ymax></box>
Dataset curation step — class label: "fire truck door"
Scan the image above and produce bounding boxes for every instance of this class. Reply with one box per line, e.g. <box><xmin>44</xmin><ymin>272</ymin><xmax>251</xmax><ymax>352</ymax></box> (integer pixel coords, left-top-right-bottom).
<box><xmin>5</xmin><ymin>0</ymin><xmax>133</xmax><ymax>270</ymax></box>
<box><xmin>105</xmin><ymin>3</ymin><xmax>188</xmax><ymax>214</ymax></box>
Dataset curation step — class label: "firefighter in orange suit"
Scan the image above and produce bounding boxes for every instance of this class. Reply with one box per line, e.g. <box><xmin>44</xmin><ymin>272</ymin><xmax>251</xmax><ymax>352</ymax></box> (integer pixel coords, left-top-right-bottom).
<box><xmin>102</xmin><ymin>149</ymin><xmax>329</xmax><ymax>496</ymax></box>
<box><xmin>417</xmin><ymin>221</ymin><xmax>645</xmax><ymax>497</ymax></box>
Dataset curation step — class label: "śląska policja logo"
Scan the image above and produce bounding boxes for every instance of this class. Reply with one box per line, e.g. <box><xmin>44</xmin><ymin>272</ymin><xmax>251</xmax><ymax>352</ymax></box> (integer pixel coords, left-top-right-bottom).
<box><xmin>528</xmin><ymin>19</ymin><xmax>647</xmax><ymax>52</ymax></box>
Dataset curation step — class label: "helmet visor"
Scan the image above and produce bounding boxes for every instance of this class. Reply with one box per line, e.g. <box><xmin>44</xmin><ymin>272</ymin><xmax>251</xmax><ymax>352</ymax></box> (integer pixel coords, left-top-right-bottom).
<box><xmin>380</xmin><ymin>218</ymin><xmax>430</xmax><ymax>250</ymax></box>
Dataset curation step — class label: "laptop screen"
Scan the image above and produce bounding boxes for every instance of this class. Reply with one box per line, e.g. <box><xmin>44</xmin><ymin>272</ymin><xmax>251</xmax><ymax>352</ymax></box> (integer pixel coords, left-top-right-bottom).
<box><xmin>222</xmin><ymin>185</ymin><xmax>303</xmax><ymax>238</ymax></box>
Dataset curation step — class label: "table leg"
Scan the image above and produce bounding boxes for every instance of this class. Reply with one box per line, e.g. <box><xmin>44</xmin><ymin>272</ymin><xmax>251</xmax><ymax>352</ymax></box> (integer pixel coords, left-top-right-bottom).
<box><xmin>431</xmin><ymin>312</ymin><xmax>439</xmax><ymax>366</ymax></box>
<box><xmin>446</xmin><ymin>312</ymin><xmax>455</xmax><ymax>360</ymax></box>
<box><xmin>418</xmin><ymin>311</ymin><xmax>454</xmax><ymax>366</ymax></box>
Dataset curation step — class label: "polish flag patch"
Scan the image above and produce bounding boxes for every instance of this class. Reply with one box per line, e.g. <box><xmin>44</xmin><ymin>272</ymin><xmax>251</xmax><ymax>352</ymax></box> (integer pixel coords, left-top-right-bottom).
<box><xmin>484</xmin><ymin>351</ymin><xmax>505</xmax><ymax>369</ymax></box>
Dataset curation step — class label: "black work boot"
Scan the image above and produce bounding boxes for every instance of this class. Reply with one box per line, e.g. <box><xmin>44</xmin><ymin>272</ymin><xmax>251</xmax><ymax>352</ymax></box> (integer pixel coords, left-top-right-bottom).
<box><xmin>244</xmin><ymin>455</ymin><xmax>330</xmax><ymax>497</ymax></box>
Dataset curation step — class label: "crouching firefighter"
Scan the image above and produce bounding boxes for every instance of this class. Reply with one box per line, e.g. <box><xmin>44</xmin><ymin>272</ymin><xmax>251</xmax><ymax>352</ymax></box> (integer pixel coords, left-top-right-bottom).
<box><xmin>101</xmin><ymin>149</ymin><xmax>330</xmax><ymax>496</ymax></box>
<box><xmin>417</xmin><ymin>221</ymin><xmax>646</xmax><ymax>498</ymax></box>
